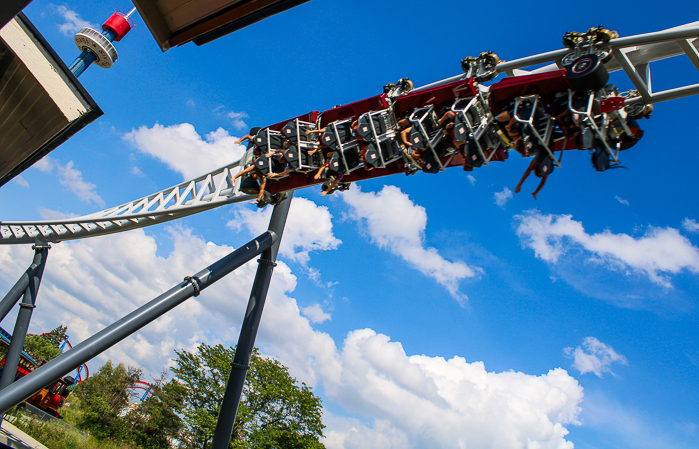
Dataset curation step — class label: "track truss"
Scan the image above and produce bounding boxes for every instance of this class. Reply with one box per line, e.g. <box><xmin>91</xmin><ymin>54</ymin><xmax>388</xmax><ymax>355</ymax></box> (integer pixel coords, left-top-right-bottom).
<box><xmin>0</xmin><ymin>160</ymin><xmax>252</xmax><ymax>245</ymax></box>
<box><xmin>419</xmin><ymin>21</ymin><xmax>699</xmax><ymax>106</ymax></box>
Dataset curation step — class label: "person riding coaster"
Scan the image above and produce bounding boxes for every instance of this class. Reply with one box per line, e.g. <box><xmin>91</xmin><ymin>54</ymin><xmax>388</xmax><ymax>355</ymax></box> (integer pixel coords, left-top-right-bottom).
<box><xmin>237</xmin><ymin>53</ymin><xmax>651</xmax><ymax>204</ymax></box>
<box><xmin>515</xmin><ymin>149</ymin><xmax>555</xmax><ymax>200</ymax></box>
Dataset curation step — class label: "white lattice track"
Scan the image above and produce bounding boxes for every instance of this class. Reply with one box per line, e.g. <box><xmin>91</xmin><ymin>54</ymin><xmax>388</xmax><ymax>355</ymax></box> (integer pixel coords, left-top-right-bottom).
<box><xmin>1</xmin><ymin>160</ymin><xmax>253</xmax><ymax>245</ymax></box>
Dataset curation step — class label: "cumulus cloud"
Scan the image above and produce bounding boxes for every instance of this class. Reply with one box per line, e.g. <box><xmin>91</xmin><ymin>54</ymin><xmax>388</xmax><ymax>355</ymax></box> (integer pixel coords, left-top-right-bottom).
<box><xmin>27</xmin><ymin>156</ymin><xmax>102</xmax><ymax>205</ymax></box>
<box><xmin>683</xmin><ymin>218</ymin><xmax>699</xmax><ymax>234</ymax></box>
<box><xmin>37</xmin><ymin>208</ymin><xmax>79</xmax><ymax>220</ymax></box>
<box><xmin>123</xmin><ymin>123</ymin><xmax>246</xmax><ymax>180</ymax></box>
<box><xmin>341</xmin><ymin>185</ymin><xmax>480</xmax><ymax>301</ymax></box>
<box><xmin>564</xmin><ymin>337</ymin><xmax>628</xmax><ymax>377</ymax></box>
<box><xmin>325</xmin><ymin>329</ymin><xmax>583</xmax><ymax>449</ymax></box>
<box><xmin>227</xmin><ymin>197</ymin><xmax>342</xmax><ymax>265</ymax></box>
<box><xmin>54</xmin><ymin>5</ymin><xmax>97</xmax><ymax>36</ymax></box>
<box><xmin>13</xmin><ymin>176</ymin><xmax>29</xmax><ymax>188</ymax></box>
<box><xmin>515</xmin><ymin>211</ymin><xmax>699</xmax><ymax>287</ymax></box>
<box><xmin>56</xmin><ymin>161</ymin><xmax>104</xmax><ymax>207</ymax></box>
<box><xmin>227</xmin><ymin>111</ymin><xmax>249</xmax><ymax>130</ymax></box>
<box><xmin>494</xmin><ymin>187</ymin><xmax>513</xmax><ymax>208</ymax></box>
<box><xmin>32</xmin><ymin>156</ymin><xmax>54</xmax><ymax>173</ymax></box>
<box><xmin>301</xmin><ymin>304</ymin><xmax>331</xmax><ymax>324</ymax></box>
<box><xmin>0</xmin><ymin>227</ymin><xmax>582</xmax><ymax>449</ymax></box>
<box><xmin>615</xmin><ymin>195</ymin><xmax>630</xmax><ymax>206</ymax></box>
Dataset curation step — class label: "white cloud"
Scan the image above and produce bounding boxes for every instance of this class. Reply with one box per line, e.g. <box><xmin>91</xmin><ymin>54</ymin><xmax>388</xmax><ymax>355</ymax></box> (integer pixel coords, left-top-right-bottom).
<box><xmin>341</xmin><ymin>185</ymin><xmax>480</xmax><ymax>301</ymax></box>
<box><xmin>56</xmin><ymin>161</ymin><xmax>104</xmax><ymax>207</ymax></box>
<box><xmin>494</xmin><ymin>187</ymin><xmax>513</xmax><ymax>208</ymax></box>
<box><xmin>0</xmin><ymin>227</ymin><xmax>582</xmax><ymax>449</ymax></box>
<box><xmin>301</xmin><ymin>304</ymin><xmax>331</xmax><ymax>324</ymax></box>
<box><xmin>682</xmin><ymin>218</ymin><xmax>699</xmax><ymax>234</ymax></box>
<box><xmin>227</xmin><ymin>111</ymin><xmax>249</xmax><ymax>130</ymax></box>
<box><xmin>27</xmin><ymin>157</ymin><xmax>102</xmax><ymax>205</ymax></box>
<box><xmin>13</xmin><ymin>176</ymin><xmax>29</xmax><ymax>187</ymax></box>
<box><xmin>515</xmin><ymin>211</ymin><xmax>699</xmax><ymax>287</ymax></box>
<box><xmin>37</xmin><ymin>208</ymin><xmax>79</xmax><ymax>220</ymax></box>
<box><xmin>564</xmin><ymin>337</ymin><xmax>628</xmax><ymax>377</ymax></box>
<box><xmin>123</xmin><ymin>123</ymin><xmax>246</xmax><ymax>180</ymax></box>
<box><xmin>186</xmin><ymin>99</ymin><xmax>195</xmax><ymax>108</ymax></box>
<box><xmin>32</xmin><ymin>156</ymin><xmax>54</xmax><ymax>173</ymax></box>
<box><xmin>325</xmin><ymin>329</ymin><xmax>582</xmax><ymax>449</ymax></box>
<box><xmin>131</xmin><ymin>166</ymin><xmax>144</xmax><ymax>177</ymax></box>
<box><xmin>467</xmin><ymin>174</ymin><xmax>476</xmax><ymax>186</ymax></box>
<box><xmin>227</xmin><ymin>197</ymin><xmax>342</xmax><ymax>265</ymax></box>
<box><xmin>54</xmin><ymin>5</ymin><xmax>97</xmax><ymax>36</ymax></box>
<box><xmin>615</xmin><ymin>195</ymin><xmax>630</xmax><ymax>206</ymax></box>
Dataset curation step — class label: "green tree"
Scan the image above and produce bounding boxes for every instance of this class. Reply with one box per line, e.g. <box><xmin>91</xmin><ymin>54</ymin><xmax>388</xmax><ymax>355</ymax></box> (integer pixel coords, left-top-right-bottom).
<box><xmin>24</xmin><ymin>325</ymin><xmax>67</xmax><ymax>362</ymax></box>
<box><xmin>73</xmin><ymin>361</ymin><xmax>142</xmax><ymax>440</ymax></box>
<box><xmin>123</xmin><ymin>374</ymin><xmax>185</xmax><ymax>449</ymax></box>
<box><xmin>171</xmin><ymin>344</ymin><xmax>325</xmax><ymax>448</ymax></box>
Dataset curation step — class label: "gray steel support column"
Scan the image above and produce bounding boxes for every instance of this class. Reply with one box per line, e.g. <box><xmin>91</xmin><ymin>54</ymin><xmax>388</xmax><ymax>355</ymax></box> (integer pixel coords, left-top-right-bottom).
<box><xmin>211</xmin><ymin>192</ymin><xmax>293</xmax><ymax>449</ymax></box>
<box><xmin>0</xmin><ymin>245</ymin><xmax>49</xmax><ymax>393</ymax></box>
<box><xmin>0</xmin><ymin>231</ymin><xmax>277</xmax><ymax>415</ymax></box>
<box><xmin>0</xmin><ymin>247</ymin><xmax>46</xmax><ymax>323</ymax></box>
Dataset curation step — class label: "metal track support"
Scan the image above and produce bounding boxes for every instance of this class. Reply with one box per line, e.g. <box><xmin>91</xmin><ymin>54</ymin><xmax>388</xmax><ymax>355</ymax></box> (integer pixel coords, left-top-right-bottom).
<box><xmin>0</xmin><ymin>245</ymin><xmax>49</xmax><ymax>323</ymax></box>
<box><xmin>0</xmin><ymin>231</ymin><xmax>278</xmax><ymax>415</ymax></box>
<box><xmin>0</xmin><ymin>245</ymin><xmax>49</xmax><ymax>425</ymax></box>
<box><xmin>211</xmin><ymin>192</ymin><xmax>293</xmax><ymax>449</ymax></box>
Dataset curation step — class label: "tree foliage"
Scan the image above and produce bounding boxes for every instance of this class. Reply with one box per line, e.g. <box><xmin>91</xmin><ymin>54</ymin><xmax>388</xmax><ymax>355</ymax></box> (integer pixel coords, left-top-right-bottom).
<box><xmin>73</xmin><ymin>361</ymin><xmax>142</xmax><ymax>440</ymax></box>
<box><xmin>24</xmin><ymin>325</ymin><xmax>67</xmax><ymax>362</ymax></box>
<box><xmin>171</xmin><ymin>344</ymin><xmax>325</xmax><ymax>448</ymax></box>
<box><xmin>123</xmin><ymin>375</ymin><xmax>185</xmax><ymax>449</ymax></box>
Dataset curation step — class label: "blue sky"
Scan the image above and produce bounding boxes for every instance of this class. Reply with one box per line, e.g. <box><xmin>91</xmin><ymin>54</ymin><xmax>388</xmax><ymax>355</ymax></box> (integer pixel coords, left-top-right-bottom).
<box><xmin>1</xmin><ymin>1</ymin><xmax>698</xmax><ymax>448</ymax></box>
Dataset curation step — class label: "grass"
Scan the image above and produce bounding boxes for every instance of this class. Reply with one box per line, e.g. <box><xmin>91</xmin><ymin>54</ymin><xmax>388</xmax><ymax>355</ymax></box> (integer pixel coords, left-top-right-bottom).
<box><xmin>8</xmin><ymin>402</ymin><xmax>142</xmax><ymax>449</ymax></box>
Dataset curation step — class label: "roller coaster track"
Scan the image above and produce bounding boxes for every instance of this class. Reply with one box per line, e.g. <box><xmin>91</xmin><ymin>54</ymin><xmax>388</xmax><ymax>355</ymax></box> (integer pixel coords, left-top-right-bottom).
<box><xmin>1</xmin><ymin>159</ymin><xmax>254</xmax><ymax>244</ymax></box>
<box><xmin>2</xmin><ymin>21</ymin><xmax>699</xmax><ymax>246</ymax></box>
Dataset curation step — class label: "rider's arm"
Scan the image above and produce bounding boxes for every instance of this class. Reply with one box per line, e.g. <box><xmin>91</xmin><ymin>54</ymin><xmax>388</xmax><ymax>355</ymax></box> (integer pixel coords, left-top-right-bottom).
<box><xmin>235</xmin><ymin>135</ymin><xmax>253</xmax><ymax>145</ymax></box>
<box><xmin>400</xmin><ymin>126</ymin><xmax>413</xmax><ymax>147</ymax></box>
<box><xmin>306</xmin><ymin>127</ymin><xmax>326</xmax><ymax>135</ymax></box>
<box><xmin>233</xmin><ymin>164</ymin><xmax>254</xmax><ymax>181</ymax></box>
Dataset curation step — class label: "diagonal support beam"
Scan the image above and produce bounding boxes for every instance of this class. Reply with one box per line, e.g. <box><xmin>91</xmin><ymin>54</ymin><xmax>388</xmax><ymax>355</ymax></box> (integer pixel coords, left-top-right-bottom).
<box><xmin>614</xmin><ymin>50</ymin><xmax>652</xmax><ymax>102</ymax></box>
<box><xmin>678</xmin><ymin>39</ymin><xmax>699</xmax><ymax>71</ymax></box>
<box><xmin>0</xmin><ymin>230</ymin><xmax>278</xmax><ymax>415</ymax></box>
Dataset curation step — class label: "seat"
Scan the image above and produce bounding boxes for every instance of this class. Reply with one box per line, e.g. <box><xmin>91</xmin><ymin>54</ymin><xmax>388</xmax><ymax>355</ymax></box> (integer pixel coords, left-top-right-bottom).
<box><xmin>321</xmin><ymin>122</ymin><xmax>352</xmax><ymax>150</ymax></box>
<box><xmin>253</xmin><ymin>129</ymin><xmax>284</xmax><ymax>151</ymax></box>
<box><xmin>513</xmin><ymin>95</ymin><xmax>560</xmax><ymax>167</ymax></box>
<box><xmin>283</xmin><ymin>145</ymin><xmax>302</xmax><ymax>170</ymax></box>
<box><xmin>239</xmin><ymin>175</ymin><xmax>260</xmax><ymax>195</ymax></box>
<box><xmin>282</xmin><ymin>120</ymin><xmax>312</xmax><ymax>145</ymax></box>
<box><xmin>421</xmin><ymin>148</ymin><xmax>440</xmax><ymax>173</ymax></box>
<box><xmin>465</xmin><ymin>140</ymin><xmax>484</xmax><ymax>168</ymax></box>
<box><xmin>254</xmin><ymin>155</ymin><xmax>271</xmax><ymax>175</ymax></box>
<box><xmin>329</xmin><ymin>151</ymin><xmax>348</xmax><ymax>175</ymax></box>
<box><xmin>356</xmin><ymin>113</ymin><xmax>388</xmax><ymax>142</ymax></box>
<box><xmin>343</xmin><ymin>147</ymin><xmax>361</xmax><ymax>170</ymax></box>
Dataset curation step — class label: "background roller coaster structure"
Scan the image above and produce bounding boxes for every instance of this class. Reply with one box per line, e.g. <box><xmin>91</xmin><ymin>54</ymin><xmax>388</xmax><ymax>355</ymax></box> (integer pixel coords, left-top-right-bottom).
<box><xmin>0</xmin><ymin>20</ymin><xmax>698</xmax><ymax>448</ymax></box>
